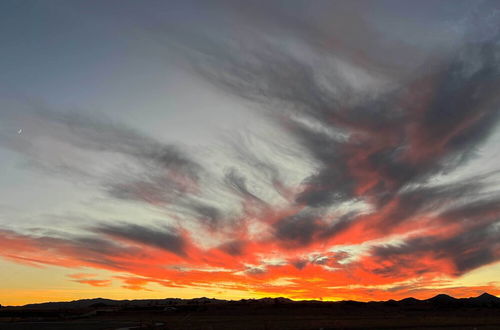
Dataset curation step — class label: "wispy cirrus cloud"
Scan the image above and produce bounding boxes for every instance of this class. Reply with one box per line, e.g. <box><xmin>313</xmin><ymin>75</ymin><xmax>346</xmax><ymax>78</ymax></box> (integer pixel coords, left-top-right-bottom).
<box><xmin>1</xmin><ymin>0</ymin><xmax>500</xmax><ymax>301</ymax></box>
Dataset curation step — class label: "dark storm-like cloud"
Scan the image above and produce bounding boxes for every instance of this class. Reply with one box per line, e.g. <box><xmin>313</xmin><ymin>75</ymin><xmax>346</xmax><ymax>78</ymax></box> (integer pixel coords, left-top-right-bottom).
<box><xmin>95</xmin><ymin>223</ymin><xmax>187</xmax><ymax>256</ymax></box>
<box><xmin>218</xmin><ymin>240</ymin><xmax>245</xmax><ymax>256</ymax></box>
<box><xmin>165</xmin><ymin>1</ymin><xmax>500</xmax><ymax>250</ymax></box>
<box><xmin>440</xmin><ymin>196</ymin><xmax>500</xmax><ymax>223</ymax></box>
<box><xmin>274</xmin><ymin>209</ymin><xmax>323</xmax><ymax>247</ymax></box>
<box><xmin>370</xmin><ymin>189</ymin><xmax>500</xmax><ymax>276</ymax></box>
<box><xmin>274</xmin><ymin>209</ymin><xmax>356</xmax><ymax>248</ymax></box>
<box><xmin>0</xmin><ymin>228</ymin><xmax>142</xmax><ymax>270</ymax></box>
<box><xmin>374</xmin><ymin>174</ymin><xmax>493</xmax><ymax>229</ymax></box>
<box><xmin>291</xmin><ymin>259</ymin><xmax>308</xmax><ymax>270</ymax></box>
<box><xmin>372</xmin><ymin>220</ymin><xmax>500</xmax><ymax>275</ymax></box>
<box><xmin>289</xmin><ymin>123</ymin><xmax>354</xmax><ymax>208</ymax></box>
<box><xmin>305</xmin><ymin>38</ymin><xmax>500</xmax><ymax>205</ymax></box>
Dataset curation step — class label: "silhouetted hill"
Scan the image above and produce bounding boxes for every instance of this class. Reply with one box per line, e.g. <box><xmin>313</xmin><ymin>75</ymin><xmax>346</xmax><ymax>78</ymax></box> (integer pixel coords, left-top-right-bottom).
<box><xmin>2</xmin><ymin>293</ymin><xmax>500</xmax><ymax>330</ymax></box>
<box><xmin>399</xmin><ymin>297</ymin><xmax>420</xmax><ymax>304</ymax></box>
<box><xmin>473</xmin><ymin>292</ymin><xmax>500</xmax><ymax>303</ymax></box>
<box><xmin>426</xmin><ymin>293</ymin><xmax>457</xmax><ymax>304</ymax></box>
<box><xmin>22</xmin><ymin>298</ymin><xmax>120</xmax><ymax>310</ymax></box>
<box><xmin>4</xmin><ymin>292</ymin><xmax>499</xmax><ymax>310</ymax></box>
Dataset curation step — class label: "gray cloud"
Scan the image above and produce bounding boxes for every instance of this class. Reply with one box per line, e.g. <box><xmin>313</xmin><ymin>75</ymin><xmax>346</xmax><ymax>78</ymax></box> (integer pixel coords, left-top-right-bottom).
<box><xmin>218</xmin><ymin>240</ymin><xmax>245</xmax><ymax>256</ymax></box>
<box><xmin>372</xmin><ymin>220</ymin><xmax>500</xmax><ymax>275</ymax></box>
<box><xmin>2</xmin><ymin>0</ymin><xmax>500</xmax><ymax>286</ymax></box>
<box><xmin>274</xmin><ymin>209</ymin><xmax>357</xmax><ymax>248</ymax></box>
<box><xmin>164</xmin><ymin>0</ymin><xmax>500</xmax><ymax>252</ymax></box>
<box><xmin>0</xmin><ymin>228</ymin><xmax>141</xmax><ymax>270</ymax></box>
<box><xmin>224</xmin><ymin>167</ymin><xmax>266</xmax><ymax>205</ymax></box>
<box><xmin>274</xmin><ymin>209</ymin><xmax>323</xmax><ymax>247</ymax></box>
<box><xmin>94</xmin><ymin>223</ymin><xmax>187</xmax><ymax>257</ymax></box>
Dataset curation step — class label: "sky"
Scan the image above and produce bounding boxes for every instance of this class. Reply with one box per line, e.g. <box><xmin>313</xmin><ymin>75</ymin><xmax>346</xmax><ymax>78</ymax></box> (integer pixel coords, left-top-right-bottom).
<box><xmin>1</xmin><ymin>0</ymin><xmax>500</xmax><ymax>306</ymax></box>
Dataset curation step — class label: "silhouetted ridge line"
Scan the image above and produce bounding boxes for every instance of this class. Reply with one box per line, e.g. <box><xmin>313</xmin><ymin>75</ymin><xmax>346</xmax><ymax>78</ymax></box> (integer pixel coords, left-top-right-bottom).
<box><xmin>3</xmin><ymin>292</ymin><xmax>499</xmax><ymax>309</ymax></box>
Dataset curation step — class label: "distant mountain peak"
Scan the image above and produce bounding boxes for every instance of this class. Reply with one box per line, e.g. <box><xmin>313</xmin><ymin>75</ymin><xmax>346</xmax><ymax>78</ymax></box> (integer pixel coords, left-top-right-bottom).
<box><xmin>427</xmin><ymin>293</ymin><xmax>456</xmax><ymax>302</ymax></box>
<box><xmin>433</xmin><ymin>293</ymin><xmax>453</xmax><ymax>298</ymax></box>
<box><xmin>474</xmin><ymin>292</ymin><xmax>500</xmax><ymax>302</ymax></box>
<box><xmin>478</xmin><ymin>292</ymin><xmax>497</xmax><ymax>298</ymax></box>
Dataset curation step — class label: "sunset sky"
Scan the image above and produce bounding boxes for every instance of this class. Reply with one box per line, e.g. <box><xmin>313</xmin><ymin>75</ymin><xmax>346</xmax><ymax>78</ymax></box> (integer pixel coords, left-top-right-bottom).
<box><xmin>2</xmin><ymin>0</ymin><xmax>500</xmax><ymax>306</ymax></box>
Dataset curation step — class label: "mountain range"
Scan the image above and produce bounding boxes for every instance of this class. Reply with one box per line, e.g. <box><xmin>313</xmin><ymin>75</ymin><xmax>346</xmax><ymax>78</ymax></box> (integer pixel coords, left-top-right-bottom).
<box><xmin>3</xmin><ymin>292</ymin><xmax>499</xmax><ymax>310</ymax></box>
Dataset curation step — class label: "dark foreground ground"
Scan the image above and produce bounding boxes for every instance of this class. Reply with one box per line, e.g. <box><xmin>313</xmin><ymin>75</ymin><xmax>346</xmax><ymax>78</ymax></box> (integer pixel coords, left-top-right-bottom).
<box><xmin>1</xmin><ymin>294</ymin><xmax>500</xmax><ymax>329</ymax></box>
